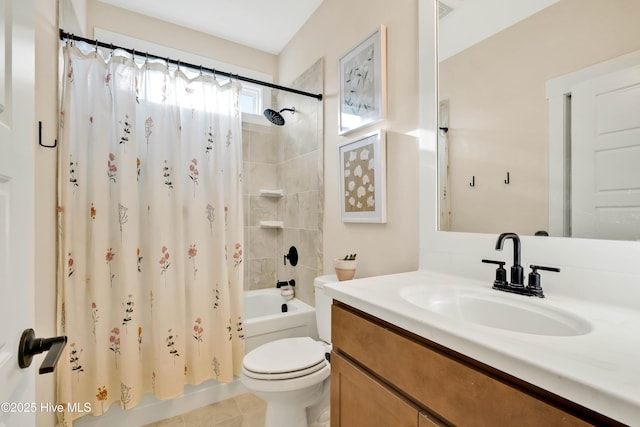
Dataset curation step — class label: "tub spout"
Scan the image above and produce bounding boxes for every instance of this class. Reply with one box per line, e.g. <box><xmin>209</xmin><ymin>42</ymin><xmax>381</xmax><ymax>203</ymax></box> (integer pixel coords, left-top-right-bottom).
<box><xmin>280</xmin><ymin>286</ymin><xmax>294</xmax><ymax>301</ymax></box>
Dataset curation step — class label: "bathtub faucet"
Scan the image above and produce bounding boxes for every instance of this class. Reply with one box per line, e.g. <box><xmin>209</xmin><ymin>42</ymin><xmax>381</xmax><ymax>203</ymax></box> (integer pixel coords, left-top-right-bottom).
<box><xmin>276</xmin><ymin>279</ymin><xmax>296</xmax><ymax>288</ymax></box>
<box><xmin>276</xmin><ymin>280</ymin><xmax>296</xmax><ymax>300</ymax></box>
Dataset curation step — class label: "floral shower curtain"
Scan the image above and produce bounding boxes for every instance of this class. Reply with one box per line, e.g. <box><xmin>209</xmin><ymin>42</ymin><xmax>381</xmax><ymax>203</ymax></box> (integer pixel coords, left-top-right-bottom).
<box><xmin>56</xmin><ymin>44</ymin><xmax>244</xmax><ymax>425</ymax></box>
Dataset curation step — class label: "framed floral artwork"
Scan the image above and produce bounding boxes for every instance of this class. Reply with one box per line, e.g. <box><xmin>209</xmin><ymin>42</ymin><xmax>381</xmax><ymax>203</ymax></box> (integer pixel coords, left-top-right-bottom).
<box><xmin>338</xmin><ymin>25</ymin><xmax>387</xmax><ymax>135</ymax></box>
<box><xmin>338</xmin><ymin>130</ymin><xmax>387</xmax><ymax>223</ymax></box>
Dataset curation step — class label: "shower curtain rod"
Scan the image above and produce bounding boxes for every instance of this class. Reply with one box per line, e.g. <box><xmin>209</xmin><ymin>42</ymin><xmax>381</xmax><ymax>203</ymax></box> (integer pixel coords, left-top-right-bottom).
<box><xmin>59</xmin><ymin>29</ymin><xmax>323</xmax><ymax>101</ymax></box>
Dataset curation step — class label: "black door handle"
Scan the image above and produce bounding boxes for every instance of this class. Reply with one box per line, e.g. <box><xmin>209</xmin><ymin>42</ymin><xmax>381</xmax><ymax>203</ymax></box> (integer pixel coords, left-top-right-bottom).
<box><xmin>18</xmin><ymin>329</ymin><xmax>67</xmax><ymax>374</ymax></box>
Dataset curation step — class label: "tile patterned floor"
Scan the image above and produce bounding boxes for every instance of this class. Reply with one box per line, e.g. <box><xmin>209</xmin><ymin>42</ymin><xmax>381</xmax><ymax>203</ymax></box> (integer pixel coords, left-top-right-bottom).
<box><xmin>143</xmin><ymin>393</ymin><xmax>266</xmax><ymax>427</ymax></box>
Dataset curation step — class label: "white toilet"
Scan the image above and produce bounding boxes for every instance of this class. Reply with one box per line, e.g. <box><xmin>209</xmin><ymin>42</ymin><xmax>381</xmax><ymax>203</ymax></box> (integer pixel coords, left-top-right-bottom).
<box><xmin>240</xmin><ymin>275</ymin><xmax>335</xmax><ymax>427</ymax></box>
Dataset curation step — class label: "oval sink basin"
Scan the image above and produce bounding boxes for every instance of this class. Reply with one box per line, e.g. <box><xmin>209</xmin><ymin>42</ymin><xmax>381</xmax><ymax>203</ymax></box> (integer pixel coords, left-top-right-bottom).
<box><xmin>399</xmin><ymin>285</ymin><xmax>592</xmax><ymax>336</ymax></box>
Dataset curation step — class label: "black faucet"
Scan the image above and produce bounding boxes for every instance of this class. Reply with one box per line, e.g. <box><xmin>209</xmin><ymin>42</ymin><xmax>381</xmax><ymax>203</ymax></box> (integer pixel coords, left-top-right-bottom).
<box><xmin>483</xmin><ymin>232</ymin><xmax>560</xmax><ymax>298</ymax></box>
<box><xmin>494</xmin><ymin>232</ymin><xmax>524</xmax><ymax>287</ymax></box>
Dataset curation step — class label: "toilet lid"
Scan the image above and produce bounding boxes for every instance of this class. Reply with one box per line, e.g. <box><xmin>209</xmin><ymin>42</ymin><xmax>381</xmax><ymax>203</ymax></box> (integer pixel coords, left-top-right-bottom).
<box><xmin>243</xmin><ymin>337</ymin><xmax>327</xmax><ymax>377</ymax></box>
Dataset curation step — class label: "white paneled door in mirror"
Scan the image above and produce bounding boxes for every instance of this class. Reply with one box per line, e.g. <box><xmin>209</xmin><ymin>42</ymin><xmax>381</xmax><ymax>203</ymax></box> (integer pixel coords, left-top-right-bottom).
<box><xmin>571</xmin><ymin>64</ymin><xmax>640</xmax><ymax>240</ymax></box>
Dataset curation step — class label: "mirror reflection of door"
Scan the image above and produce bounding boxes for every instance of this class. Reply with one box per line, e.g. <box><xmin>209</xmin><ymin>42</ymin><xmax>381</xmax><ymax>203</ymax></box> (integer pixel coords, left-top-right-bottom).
<box><xmin>570</xmin><ymin>63</ymin><xmax>640</xmax><ymax>240</ymax></box>
<box><xmin>547</xmin><ymin>52</ymin><xmax>640</xmax><ymax>240</ymax></box>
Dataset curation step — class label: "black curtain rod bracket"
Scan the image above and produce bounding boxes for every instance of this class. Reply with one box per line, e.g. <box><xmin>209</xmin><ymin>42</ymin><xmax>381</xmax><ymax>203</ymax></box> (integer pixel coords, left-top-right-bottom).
<box><xmin>59</xmin><ymin>30</ymin><xmax>323</xmax><ymax>101</ymax></box>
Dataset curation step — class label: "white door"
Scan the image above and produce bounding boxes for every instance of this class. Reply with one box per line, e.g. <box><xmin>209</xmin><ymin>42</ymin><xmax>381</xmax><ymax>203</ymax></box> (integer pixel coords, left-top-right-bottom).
<box><xmin>0</xmin><ymin>1</ymin><xmax>37</xmax><ymax>426</ymax></box>
<box><xmin>571</xmin><ymin>63</ymin><xmax>640</xmax><ymax>240</ymax></box>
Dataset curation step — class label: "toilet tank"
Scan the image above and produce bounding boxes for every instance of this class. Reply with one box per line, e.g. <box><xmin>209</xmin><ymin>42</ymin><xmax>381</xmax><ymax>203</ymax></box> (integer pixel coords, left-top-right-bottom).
<box><xmin>314</xmin><ymin>275</ymin><xmax>337</xmax><ymax>344</ymax></box>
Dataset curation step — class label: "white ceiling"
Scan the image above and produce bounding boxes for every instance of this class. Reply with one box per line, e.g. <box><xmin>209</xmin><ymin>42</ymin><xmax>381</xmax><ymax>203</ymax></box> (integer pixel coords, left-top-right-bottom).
<box><xmin>97</xmin><ymin>0</ymin><xmax>324</xmax><ymax>54</ymax></box>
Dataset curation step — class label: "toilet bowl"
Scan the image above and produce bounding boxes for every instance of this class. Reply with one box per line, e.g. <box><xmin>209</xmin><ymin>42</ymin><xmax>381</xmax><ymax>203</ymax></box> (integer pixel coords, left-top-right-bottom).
<box><xmin>240</xmin><ymin>275</ymin><xmax>336</xmax><ymax>427</ymax></box>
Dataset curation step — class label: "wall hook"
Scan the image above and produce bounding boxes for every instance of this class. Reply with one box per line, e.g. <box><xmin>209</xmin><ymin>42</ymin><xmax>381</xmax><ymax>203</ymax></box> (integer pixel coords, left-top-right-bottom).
<box><xmin>38</xmin><ymin>121</ymin><xmax>57</xmax><ymax>148</ymax></box>
<box><xmin>469</xmin><ymin>176</ymin><xmax>475</xmax><ymax>187</ymax></box>
<box><xmin>504</xmin><ymin>172</ymin><xmax>510</xmax><ymax>184</ymax></box>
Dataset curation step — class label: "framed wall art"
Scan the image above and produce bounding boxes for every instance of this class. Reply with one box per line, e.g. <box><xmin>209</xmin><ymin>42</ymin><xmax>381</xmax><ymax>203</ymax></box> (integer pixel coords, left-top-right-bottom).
<box><xmin>338</xmin><ymin>25</ymin><xmax>387</xmax><ymax>135</ymax></box>
<box><xmin>338</xmin><ymin>130</ymin><xmax>387</xmax><ymax>223</ymax></box>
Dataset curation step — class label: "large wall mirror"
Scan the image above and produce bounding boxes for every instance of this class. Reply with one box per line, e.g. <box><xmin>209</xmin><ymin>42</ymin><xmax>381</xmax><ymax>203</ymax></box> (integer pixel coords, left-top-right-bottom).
<box><xmin>437</xmin><ymin>0</ymin><xmax>640</xmax><ymax>241</ymax></box>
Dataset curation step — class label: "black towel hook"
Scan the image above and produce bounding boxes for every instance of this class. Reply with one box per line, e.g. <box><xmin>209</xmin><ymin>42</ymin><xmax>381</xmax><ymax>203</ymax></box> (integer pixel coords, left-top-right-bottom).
<box><xmin>470</xmin><ymin>176</ymin><xmax>476</xmax><ymax>187</ymax></box>
<box><xmin>505</xmin><ymin>172</ymin><xmax>510</xmax><ymax>184</ymax></box>
<box><xmin>38</xmin><ymin>121</ymin><xmax>57</xmax><ymax>148</ymax></box>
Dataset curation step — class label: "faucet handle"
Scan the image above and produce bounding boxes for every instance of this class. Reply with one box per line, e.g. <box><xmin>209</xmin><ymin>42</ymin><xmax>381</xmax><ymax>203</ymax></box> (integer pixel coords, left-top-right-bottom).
<box><xmin>527</xmin><ymin>265</ymin><xmax>560</xmax><ymax>298</ymax></box>
<box><xmin>482</xmin><ymin>259</ymin><xmax>507</xmax><ymax>288</ymax></box>
<box><xmin>530</xmin><ymin>265</ymin><xmax>560</xmax><ymax>273</ymax></box>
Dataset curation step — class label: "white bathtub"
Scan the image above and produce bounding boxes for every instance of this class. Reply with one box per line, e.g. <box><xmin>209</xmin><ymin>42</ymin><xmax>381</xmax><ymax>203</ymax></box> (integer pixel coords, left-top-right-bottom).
<box><xmin>244</xmin><ymin>288</ymin><xmax>318</xmax><ymax>353</ymax></box>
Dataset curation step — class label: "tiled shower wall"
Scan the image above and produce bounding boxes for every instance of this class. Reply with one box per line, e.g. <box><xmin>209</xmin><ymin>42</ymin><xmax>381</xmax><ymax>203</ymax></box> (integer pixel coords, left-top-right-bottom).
<box><xmin>243</xmin><ymin>59</ymin><xmax>324</xmax><ymax>306</ymax></box>
<box><xmin>243</xmin><ymin>121</ymin><xmax>280</xmax><ymax>291</ymax></box>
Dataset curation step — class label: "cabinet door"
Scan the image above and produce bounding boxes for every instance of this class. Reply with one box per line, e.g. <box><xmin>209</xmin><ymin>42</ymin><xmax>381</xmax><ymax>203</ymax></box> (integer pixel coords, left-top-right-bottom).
<box><xmin>331</xmin><ymin>351</ymin><xmax>419</xmax><ymax>427</ymax></box>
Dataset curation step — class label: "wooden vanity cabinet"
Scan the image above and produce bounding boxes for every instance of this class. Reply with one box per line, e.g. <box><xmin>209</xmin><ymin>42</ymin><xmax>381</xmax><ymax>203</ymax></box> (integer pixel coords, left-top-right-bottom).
<box><xmin>331</xmin><ymin>351</ymin><xmax>427</xmax><ymax>427</ymax></box>
<box><xmin>331</xmin><ymin>302</ymin><xmax>623</xmax><ymax>427</ymax></box>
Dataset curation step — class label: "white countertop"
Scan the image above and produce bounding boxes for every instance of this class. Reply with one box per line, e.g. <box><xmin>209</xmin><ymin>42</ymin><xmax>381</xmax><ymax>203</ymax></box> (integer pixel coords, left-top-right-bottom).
<box><xmin>324</xmin><ymin>269</ymin><xmax>640</xmax><ymax>425</ymax></box>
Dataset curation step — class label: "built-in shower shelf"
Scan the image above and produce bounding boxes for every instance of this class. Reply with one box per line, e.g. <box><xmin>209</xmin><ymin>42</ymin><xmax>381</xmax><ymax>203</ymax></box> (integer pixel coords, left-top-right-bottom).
<box><xmin>259</xmin><ymin>189</ymin><xmax>284</xmax><ymax>198</ymax></box>
<box><xmin>259</xmin><ymin>221</ymin><xmax>284</xmax><ymax>229</ymax></box>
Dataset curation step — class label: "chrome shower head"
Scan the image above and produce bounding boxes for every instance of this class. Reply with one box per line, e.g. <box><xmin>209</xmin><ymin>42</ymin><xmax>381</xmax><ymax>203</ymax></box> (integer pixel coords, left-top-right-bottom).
<box><xmin>263</xmin><ymin>107</ymin><xmax>295</xmax><ymax>126</ymax></box>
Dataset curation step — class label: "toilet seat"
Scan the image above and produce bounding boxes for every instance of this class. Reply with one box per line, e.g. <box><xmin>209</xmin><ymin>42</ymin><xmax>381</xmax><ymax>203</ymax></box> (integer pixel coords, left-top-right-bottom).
<box><xmin>243</xmin><ymin>337</ymin><xmax>327</xmax><ymax>380</ymax></box>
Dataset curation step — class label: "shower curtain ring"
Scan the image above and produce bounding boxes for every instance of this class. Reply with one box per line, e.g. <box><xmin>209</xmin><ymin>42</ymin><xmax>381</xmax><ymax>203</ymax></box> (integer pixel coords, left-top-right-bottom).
<box><xmin>95</xmin><ymin>39</ymin><xmax>99</xmax><ymax>53</ymax></box>
<box><xmin>132</xmin><ymin>48</ymin><xmax>135</xmax><ymax>61</ymax></box>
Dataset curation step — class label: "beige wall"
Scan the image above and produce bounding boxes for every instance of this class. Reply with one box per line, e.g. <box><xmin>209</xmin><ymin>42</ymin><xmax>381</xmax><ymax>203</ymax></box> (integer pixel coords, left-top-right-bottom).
<box><xmin>279</xmin><ymin>0</ymin><xmax>421</xmax><ymax>279</ymax></box>
<box><xmin>59</xmin><ymin>0</ymin><xmax>87</xmax><ymax>35</ymax></box>
<box><xmin>86</xmin><ymin>0</ymin><xmax>278</xmax><ymax>78</ymax></box>
<box><xmin>439</xmin><ymin>0</ymin><xmax>640</xmax><ymax>235</ymax></box>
